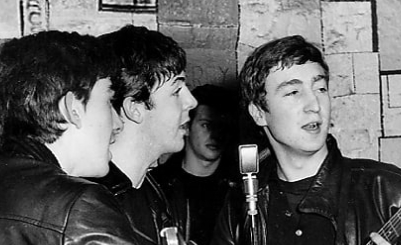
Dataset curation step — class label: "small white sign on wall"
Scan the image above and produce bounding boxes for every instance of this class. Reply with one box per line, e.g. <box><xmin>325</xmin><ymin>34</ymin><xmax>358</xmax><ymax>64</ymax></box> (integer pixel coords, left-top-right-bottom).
<box><xmin>99</xmin><ymin>0</ymin><xmax>157</xmax><ymax>12</ymax></box>
<box><xmin>21</xmin><ymin>0</ymin><xmax>49</xmax><ymax>36</ymax></box>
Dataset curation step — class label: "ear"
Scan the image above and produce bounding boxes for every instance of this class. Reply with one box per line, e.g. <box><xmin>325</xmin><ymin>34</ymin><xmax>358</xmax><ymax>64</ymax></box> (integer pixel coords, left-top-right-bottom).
<box><xmin>122</xmin><ymin>97</ymin><xmax>143</xmax><ymax>124</ymax></box>
<box><xmin>59</xmin><ymin>91</ymin><xmax>83</xmax><ymax>128</ymax></box>
<box><xmin>248</xmin><ymin>103</ymin><xmax>268</xmax><ymax>127</ymax></box>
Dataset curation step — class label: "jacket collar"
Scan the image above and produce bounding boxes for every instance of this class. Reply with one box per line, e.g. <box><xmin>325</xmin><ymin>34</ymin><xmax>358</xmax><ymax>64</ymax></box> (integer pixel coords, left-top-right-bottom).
<box><xmin>1</xmin><ymin>136</ymin><xmax>60</xmax><ymax>167</ymax></box>
<box><xmin>298</xmin><ymin>135</ymin><xmax>345</xmax><ymax>219</ymax></box>
<box><xmin>258</xmin><ymin>135</ymin><xmax>349</xmax><ymax>220</ymax></box>
<box><xmin>92</xmin><ymin>161</ymin><xmax>133</xmax><ymax>196</ymax></box>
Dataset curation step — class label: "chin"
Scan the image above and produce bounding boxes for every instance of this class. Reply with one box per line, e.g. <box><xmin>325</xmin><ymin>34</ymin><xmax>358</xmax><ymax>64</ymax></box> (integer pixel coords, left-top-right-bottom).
<box><xmin>92</xmin><ymin>164</ymin><xmax>110</xmax><ymax>177</ymax></box>
<box><xmin>169</xmin><ymin>141</ymin><xmax>185</xmax><ymax>153</ymax></box>
<box><xmin>93</xmin><ymin>157</ymin><xmax>110</xmax><ymax>176</ymax></box>
<box><xmin>302</xmin><ymin>143</ymin><xmax>326</xmax><ymax>154</ymax></box>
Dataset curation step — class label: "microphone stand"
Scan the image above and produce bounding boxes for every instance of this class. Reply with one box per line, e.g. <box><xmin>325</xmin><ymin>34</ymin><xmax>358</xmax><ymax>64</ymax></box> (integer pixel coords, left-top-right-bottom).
<box><xmin>243</xmin><ymin>173</ymin><xmax>258</xmax><ymax>245</ymax></box>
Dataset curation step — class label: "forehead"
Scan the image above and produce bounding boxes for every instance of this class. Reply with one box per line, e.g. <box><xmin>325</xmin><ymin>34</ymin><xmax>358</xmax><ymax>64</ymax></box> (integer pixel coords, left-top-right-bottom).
<box><xmin>193</xmin><ymin>105</ymin><xmax>227</xmax><ymax>122</ymax></box>
<box><xmin>194</xmin><ymin>105</ymin><xmax>214</xmax><ymax>118</ymax></box>
<box><xmin>266</xmin><ymin>62</ymin><xmax>327</xmax><ymax>89</ymax></box>
<box><xmin>148</xmin><ymin>71</ymin><xmax>186</xmax><ymax>102</ymax></box>
<box><xmin>154</xmin><ymin>71</ymin><xmax>186</xmax><ymax>91</ymax></box>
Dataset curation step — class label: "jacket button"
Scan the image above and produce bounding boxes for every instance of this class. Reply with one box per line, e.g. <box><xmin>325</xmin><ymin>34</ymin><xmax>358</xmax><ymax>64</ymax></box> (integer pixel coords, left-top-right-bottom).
<box><xmin>295</xmin><ymin>229</ymin><xmax>303</xmax><ymax>236</ymax></box>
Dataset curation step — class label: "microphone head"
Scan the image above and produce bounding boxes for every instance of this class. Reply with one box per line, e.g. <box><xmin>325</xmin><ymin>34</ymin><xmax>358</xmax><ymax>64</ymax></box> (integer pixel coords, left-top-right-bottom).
<box><xmin>239</xmin><ymin>144</ymin><xmax>259</xmax><ymax>174</ymax></box>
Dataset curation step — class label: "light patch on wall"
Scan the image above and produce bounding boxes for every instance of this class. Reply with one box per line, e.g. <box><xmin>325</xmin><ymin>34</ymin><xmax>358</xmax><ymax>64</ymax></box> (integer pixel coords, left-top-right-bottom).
<box><xmin>99</xmin><ymin>0</ymin><xmax>157</xmax><ymax>12</ymax></box>
<box><xmin>388</xmin><ymin>74</ymin><xmax>401</xmax><ymax>108</ymax></box>
<box><xmin>21</xmin><ymin>0</ymin><xmax>49</xmax><ymax>36</ymax></box>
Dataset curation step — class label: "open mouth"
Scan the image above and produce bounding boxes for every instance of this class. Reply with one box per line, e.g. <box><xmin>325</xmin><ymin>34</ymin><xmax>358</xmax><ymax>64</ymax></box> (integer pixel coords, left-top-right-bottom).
<box><xmin>302</xmin><ymin>122</ymin><xmax>321</xmax><ymax>131</ymax></box>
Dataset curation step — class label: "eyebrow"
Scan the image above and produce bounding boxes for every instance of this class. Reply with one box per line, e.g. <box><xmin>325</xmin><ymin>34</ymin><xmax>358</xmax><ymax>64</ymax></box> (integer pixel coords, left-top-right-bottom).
<box><xmin>275</xmin><ymin>74</ymin><xmax>328</xmax><ymax>92</ymax></box>
<box><xmin>311</xmin><ymin>74</ymin><xmax>328</xmax><ymax>83</ymax></box>
<box><xmin>275</xmin><ymin>79</ymin><xmax>302</xmax><ymax>92</ymax></box>
<box><xmin>170</xmin><ymin>76</ymin><xmax>186</xmax><ymax>86</ymax></box>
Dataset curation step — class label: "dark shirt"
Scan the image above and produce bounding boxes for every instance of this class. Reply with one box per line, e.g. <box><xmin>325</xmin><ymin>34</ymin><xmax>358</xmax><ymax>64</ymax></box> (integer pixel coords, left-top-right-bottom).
<box><xmin>268</xmin><ymin>175</ymin><xmax>335</xmax><ymax>245</ymax></box>
<box><xmin>178</xmin><ymin>167</ymin><xmax>229</xmax><ymax>244</ymax></box>
<box><xmin>151</xmin><ymin>153</ymin><xmax>239</xmax><ymax>245</ymax></box>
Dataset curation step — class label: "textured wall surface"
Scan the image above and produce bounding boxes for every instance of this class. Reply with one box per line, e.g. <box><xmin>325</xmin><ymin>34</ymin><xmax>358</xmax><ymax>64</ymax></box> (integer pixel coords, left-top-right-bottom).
<box><xmin>158</xmin><ymin>0</ymin><xmax>238</xmax><ymax>90</ymax></box>
<box><xmin>1</xmin><ymin>0</ymin><xmax>400</xmax><ymax>166</ymax></box>
<box><xmin>238</xmin><ymin>0</ymin><xmax>401</xmax><ymax>167</ymax></box>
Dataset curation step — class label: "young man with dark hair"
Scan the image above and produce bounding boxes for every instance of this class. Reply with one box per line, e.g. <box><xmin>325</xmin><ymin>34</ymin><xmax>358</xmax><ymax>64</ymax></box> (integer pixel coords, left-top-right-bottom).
<box><xmin>90</xmin><ymin>25</ymin><xmax>198</xmax><ymax>245</ymax></box>
<box><xmin>211</xmin><ymin>35</ymin><xmax>400</xmax><ymax>245</ymax></box>
<box><xmin>151</xmin><ymin>84</ymin><xmax>239</xmax><ymax>245</ymax></box>
<box><xmin>0</xmin><ymin>31</ymin><xmax>139</xmax><ymax>244</ymax></box>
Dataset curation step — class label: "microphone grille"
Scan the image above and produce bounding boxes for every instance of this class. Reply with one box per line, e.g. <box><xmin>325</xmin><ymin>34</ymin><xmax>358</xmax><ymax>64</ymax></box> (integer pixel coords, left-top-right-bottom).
<box><xmin>239</xmin><ymin>144</ymin><xmax>259</xmax><ymax>174</ymax></box>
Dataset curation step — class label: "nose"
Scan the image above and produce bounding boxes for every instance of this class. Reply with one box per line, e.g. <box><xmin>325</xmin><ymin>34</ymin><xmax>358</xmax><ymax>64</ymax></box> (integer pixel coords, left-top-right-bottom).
<box><xmin>210</xmin><ymin>124</ymin><xmax>226</xmax><ymax>143</ymax></box>
<box><xmin>184</xmin><ymin>86</ymin><xmax>198</xmax><ymax>110</ymax></box>
<box><xmin>304</xmin><ymin>91</ymin><xmax>320</xmax><ymax>113</ymax></box>
<box><xmin>112</xmin><ymin>108</ymin><xmax>124</xmax><ymax>134</ymax></box>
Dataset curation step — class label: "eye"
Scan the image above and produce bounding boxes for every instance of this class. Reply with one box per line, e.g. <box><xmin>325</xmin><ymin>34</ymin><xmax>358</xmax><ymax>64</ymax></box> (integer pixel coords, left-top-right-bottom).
<box><xmin>285</xmin><ymin>90</ymin><xmax>299</xmax><ymax>97</ymax></box>
<box><xmin>201</xmin><ymin>122</ymin><xmax>210</xmax><ymax>129</ymax></box>
<box><xmin>313</xmin><ymin>80</ymin><xmax>328</xmax><ymax>93</ymax></box>
<box><xmin>172</xmin><ymin>87</ymin><xmax>182</xmax><ymax>97</ymax></box>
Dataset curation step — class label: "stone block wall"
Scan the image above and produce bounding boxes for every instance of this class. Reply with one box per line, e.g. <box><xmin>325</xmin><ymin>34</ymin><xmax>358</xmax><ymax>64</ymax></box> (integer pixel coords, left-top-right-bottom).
<box><xmin>1</xmin><ymin>0</ymin><xmax>401</xmax><ymax>166</ymax></box>
<box><xmin>238</xmin><ymin>0</ymin><xmax>401</xmax><ymax>167</ymax></box>
<box><xmin>158</xmin><ymin>0</ymin><xmax>238</xmax><ymax>90</ymax></box>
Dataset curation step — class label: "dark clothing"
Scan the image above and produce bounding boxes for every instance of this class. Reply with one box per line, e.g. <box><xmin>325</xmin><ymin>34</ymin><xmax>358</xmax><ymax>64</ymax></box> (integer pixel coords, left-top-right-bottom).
<box><xmin>266</xmin><ymin>171</ymin><xmax>336</xmax><ymax>244</ymax></box>
<box><xmin>211</xmin><ymin>135</ymin><xmax>401</xmax><ymax>245</ymax></box>
<box><xmin>151</xmin><ymin>152</ymin><xmax>239</xmax><ymax>245</ymax></box>
<box><xmin>0</xmin><ymin>137</ymin><xmax>139</xmax><ymax>245</ymax></box>
<box><xmin>91</xmin><ymin>162</ymin><xmax>175</xmax><ymax>245</ymax></box>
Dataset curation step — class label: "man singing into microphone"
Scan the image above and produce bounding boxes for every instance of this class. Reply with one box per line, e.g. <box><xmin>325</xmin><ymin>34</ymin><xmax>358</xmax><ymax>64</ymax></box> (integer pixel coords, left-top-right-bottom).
<box><xmin>211</xmin><ymin>35</ymin><xmax>401</xmax><ymax>245</ymax></box>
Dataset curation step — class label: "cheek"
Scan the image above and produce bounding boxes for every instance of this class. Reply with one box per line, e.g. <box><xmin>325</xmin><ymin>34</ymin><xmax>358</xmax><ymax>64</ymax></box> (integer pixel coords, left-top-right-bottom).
<box><xmin>193</xmin><ymin>132</ymin><xmax>204</xmax><ymax>143</ymax></box>
<box><xmin>267</xmin><ymin>109</ymin><xmax>289</xmax><ymax>126</ymax></box>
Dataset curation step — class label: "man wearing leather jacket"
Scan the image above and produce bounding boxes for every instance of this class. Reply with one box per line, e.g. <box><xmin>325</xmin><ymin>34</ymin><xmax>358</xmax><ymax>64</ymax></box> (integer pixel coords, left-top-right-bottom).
<box><xmin>0</xmin><ymin>31</ymin><xmax>139</xmax><ymax>244</ymax></box>
<box><xmin>211</xmin><ymin>35</ymin><xmax>400</xmax><ymax>245</ymax></box>
<box><xmin>89</xmin><ymin>25</ymin><xmax>198</xmax><ymax>245</ymax></box>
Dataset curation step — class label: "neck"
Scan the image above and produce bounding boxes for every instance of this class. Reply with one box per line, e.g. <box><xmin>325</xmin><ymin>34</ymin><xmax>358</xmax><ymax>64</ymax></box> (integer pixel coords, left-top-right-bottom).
<box><xmin>272</xmin><ymin>143</ymin><xmax>328</xmax><ymax>182</ymax></box>
<box><xmin>45</xmin><ymin>140</ymin><xmax>72</xmax><ymax>174</ymax></box>
<box><xmin>111</xmin><ymin>123</ymin><xmax>159</xmax><ymax>187</ymax></box>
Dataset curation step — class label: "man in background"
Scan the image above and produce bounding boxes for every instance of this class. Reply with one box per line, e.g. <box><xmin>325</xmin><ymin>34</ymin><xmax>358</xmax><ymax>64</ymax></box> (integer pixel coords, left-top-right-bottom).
<box><xmin>0</xmin><ymin>30</ymin><xmax>139</xmax><ymax>244</ymax></box>
<box><xmin>151</xmin><ymin>84</ymin><xmax>240</xmax><ymax>245</ymax></box>
<box><xmin>90</xmin><ymin>25</ymin><xmax>198</xmax><ymax>245</ymax></box>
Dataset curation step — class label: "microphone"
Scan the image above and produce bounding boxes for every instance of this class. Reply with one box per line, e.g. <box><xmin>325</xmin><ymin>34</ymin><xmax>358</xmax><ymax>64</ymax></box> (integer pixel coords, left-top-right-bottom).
<box><xmin>160</xmin><ymin>227</ymin><xmax>179</xmax><ymax>245</ymax></box>
<box><xmin>239</xmin><ymin>144</ymin><xmax>260</xmax><ymax>245</ymax></box>
<box><xmin>238</xmin><ymin>144</ymin><xmax>259</xmax><ymax>216</ymax></box>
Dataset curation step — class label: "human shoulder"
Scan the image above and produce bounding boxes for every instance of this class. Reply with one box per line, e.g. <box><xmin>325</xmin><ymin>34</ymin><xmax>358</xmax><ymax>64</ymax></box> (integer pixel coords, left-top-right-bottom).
<box><xmin>346</xmin><ymin>157</ymin><xmax>401</xmax><ymax>185</ymax></box>
<box><xmin>348</xmin><ymin>157</ymin><xmax>401</xmax><ymax>175</ymax></box>
<box><xmin>64</xmin><ymin>179</ymin><xmax>139</xmax><ymax>244</ymax></box>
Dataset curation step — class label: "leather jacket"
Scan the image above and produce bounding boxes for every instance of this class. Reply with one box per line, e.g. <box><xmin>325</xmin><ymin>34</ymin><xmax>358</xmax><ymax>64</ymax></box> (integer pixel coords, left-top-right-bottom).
<box><xmin>211</xmin><ymin>135</ymin><xmax>401</xmax><ymax>245</ymax></box>
<box><xmin>0</xmin><ymin>137</ymin><xmax>139</xmax><ymax>244</ymax></box>
<box><xmin>151</xmin><ymin>152</ymin><xmax>240</xmax><ymax>245</ymax></box>
<box><xmin>91</xmin><ymin>162</ymin><xmax>175</xmax><ymax>245</ymax></box>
